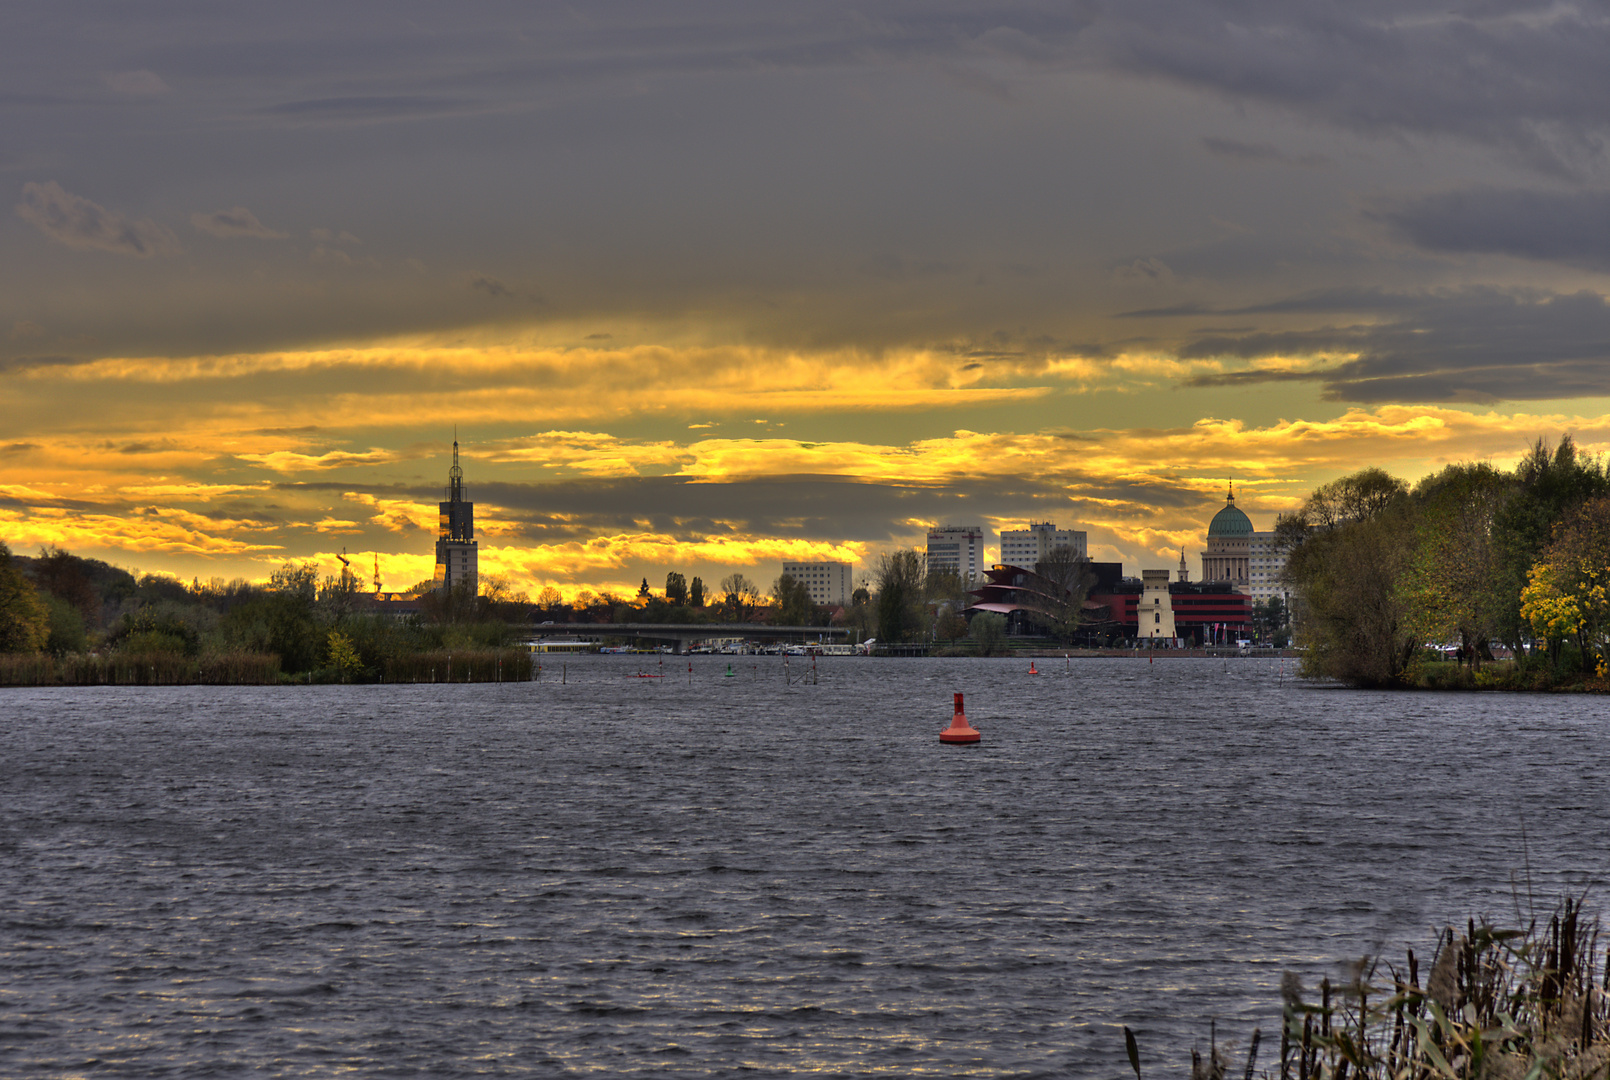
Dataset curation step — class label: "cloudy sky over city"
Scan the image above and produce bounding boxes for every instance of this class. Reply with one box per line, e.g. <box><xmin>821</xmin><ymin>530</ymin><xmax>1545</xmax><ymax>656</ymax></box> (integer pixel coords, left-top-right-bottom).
<box><xmin>5</xmin><ymin>1</ymin><xmax>1610</xmax><ymax>597</ymax></box>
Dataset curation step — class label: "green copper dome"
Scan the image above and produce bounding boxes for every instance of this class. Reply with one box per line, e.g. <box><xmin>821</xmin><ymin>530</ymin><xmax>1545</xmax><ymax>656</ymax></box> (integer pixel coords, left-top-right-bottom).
<box><xmin>1207</xmin><ymin>486</ymin><xmax>1254</xmax><ymax>537</ymax></box>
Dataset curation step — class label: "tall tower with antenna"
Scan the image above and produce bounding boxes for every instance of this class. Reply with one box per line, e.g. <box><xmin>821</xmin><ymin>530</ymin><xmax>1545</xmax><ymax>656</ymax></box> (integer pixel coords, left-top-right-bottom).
<box><xmin>433</xmin><ymin>432</ymin><xmax>478</xmax><ymax>593</ymax></box>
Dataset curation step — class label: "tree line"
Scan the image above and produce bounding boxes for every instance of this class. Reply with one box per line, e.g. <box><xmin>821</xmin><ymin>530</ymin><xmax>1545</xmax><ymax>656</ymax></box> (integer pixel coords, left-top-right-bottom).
<box><xmin>0</xmin><ymin>547</ymin><xmax>531</xmax><ymax>682</ymax></box>
<box><xmin>0</xmin><ymin>541</ymin><xmax>1031</xmax><ymax>676</ymax></box>
<box><xmin>1280</xmin><ymin>436</ymin><xmax>1610</xmax><ymax>688</ymax></box>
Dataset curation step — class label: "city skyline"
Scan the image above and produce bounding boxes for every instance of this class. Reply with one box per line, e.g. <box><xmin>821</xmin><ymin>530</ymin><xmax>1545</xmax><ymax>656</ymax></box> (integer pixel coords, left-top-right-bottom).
<box><xmin>5</xmin><ymin>3</ymin><xmax>1609</xmax><ymax>599</ymax></box>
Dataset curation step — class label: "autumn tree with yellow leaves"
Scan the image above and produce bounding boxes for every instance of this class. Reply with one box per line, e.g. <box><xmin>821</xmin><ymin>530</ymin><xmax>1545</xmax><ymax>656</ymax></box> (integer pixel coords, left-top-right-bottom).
<box><xmin>1521</xmin><ymin>496</ymin><xmax>1610</xmax><ymax>675</ymax></box>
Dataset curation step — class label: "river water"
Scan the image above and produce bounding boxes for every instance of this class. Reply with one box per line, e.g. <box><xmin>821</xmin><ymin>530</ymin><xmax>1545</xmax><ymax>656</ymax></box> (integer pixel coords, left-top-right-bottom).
<box><xmin>3</xmin><ymin>657</ymin><xmax>1607</xmax><ymax>1077</ymax></box>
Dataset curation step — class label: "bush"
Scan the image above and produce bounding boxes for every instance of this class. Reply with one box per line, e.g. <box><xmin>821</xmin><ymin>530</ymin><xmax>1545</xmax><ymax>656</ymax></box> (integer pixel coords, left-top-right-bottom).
<box><xmin>968</xmin><ymin>612</ymin><xmax>1008</xmax><ymax>656</ymax></box>
<box><xmin>110</xmin><ymin>605</ymin><xmax>204</xmax><ymax>656</ymax></box>
<box><xmin>41</xmin><ymin>593</ymin><xmax>88</xmax><ymax>655</ymax></box>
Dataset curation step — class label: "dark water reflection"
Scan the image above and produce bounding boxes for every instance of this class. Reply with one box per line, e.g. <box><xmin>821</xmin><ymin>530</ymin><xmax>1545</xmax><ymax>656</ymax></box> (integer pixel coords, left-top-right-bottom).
<box><xmin>3</xmin><ymin>657</ymin><xmax>1608</xmax><ymax>1076</ymax></box>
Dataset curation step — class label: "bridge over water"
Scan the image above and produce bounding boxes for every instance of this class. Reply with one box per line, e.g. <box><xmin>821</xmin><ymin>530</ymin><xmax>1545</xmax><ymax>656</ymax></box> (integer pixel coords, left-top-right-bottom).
<box><xmin>512</xmin><ymin>622</ymin><xmax>856</xmax><ymax>654</ymax></box>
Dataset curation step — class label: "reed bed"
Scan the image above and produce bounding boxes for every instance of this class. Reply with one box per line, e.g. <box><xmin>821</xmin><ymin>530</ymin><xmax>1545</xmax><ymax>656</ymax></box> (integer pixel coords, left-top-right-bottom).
<box><xmin>0</xmin><ymin>651</ymin><xmax>282</xmax><ymax>685</ymax></box>
<box><xmin>1135</xmin><ymin>897</ymin><xmax>1610</xmax><ymax>1079</ymax></box>
<box><xmin>381</xmin><ymin>649</ymin><xmax>533</xmax><ymax>683</ymax></box>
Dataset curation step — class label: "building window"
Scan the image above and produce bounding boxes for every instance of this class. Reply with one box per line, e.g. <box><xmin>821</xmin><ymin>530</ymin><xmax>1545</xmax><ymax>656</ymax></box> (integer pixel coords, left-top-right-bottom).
<box><xmin>1154</xmin><ymin>613</ymin><xmax>1160</xmax><ymax>624</ymax></box>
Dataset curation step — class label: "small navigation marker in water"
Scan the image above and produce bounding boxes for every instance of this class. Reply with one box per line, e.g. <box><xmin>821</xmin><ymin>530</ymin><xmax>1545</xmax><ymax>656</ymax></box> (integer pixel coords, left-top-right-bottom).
<box><xmin>940</xmin><ymin>692</ymin><xmax>981</xmax><ymax>745</ymax></box>
<box><xmin>1028</xmin><ymin>661</ymin><xmax>1039</xmax><ymax>675</ymax></box>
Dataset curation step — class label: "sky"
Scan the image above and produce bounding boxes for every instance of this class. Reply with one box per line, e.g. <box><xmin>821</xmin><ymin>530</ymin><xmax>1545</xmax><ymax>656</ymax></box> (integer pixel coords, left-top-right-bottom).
<box><xmin>5</xmin><ymin>1</ymin><xmax>1610</xmax><ymax>600</ymax></box>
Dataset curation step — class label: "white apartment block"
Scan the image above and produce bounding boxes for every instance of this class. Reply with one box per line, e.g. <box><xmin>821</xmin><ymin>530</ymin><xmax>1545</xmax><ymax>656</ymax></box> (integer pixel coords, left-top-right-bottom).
<box><xmin>925</xmin><ymin>525</ymin><xmax>987</xmax><ymax>582</ymax></box>
<box><xmin>782</xmin><ymin>561</ymin><xmax>852</xmax><ymax>607</ymax></box>
<box><xmin>999</xmin><ymin>521</ymin><xmax>1087</xmax><ymax>569</ymax></box>
<box><xmin>1247</xmin><ymin>532</ymin><xmax>1289</xmax><ymax>604</ymax></box>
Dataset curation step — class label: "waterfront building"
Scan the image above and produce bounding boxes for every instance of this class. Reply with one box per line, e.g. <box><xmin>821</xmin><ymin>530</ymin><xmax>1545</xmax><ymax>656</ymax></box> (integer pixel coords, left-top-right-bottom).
<box><xmin>433</xmin><ymin>436</ymin><xmax>478</xmax><ymax>593</ymax></box>
<box><xmin>782</xmin><ymin>561</ymin><xmax>852</xmax><ymax>606</ymax></box>
<box><xmin>967</xmin><ymin>561</ymin><xmax>1121</xmax><ymax>637</ymax></box>
<box><xmin>999</xmin><ymin>522</ymin><xmax>1087</xmax><ymax>568</ymax></box>
<box><xmin>1139</xmin><ymin>569</ymin><xmax>1176</xmax><ymax>641</ymax></box>
<box><xmin>925</xmin><ymin>525</ymin><xmax>987</xmax><ymax>583</ymax></box>
<box><xmin>1088</xmin><ymin>577</ymin><xmax>1252</xmax><ymax>644</ymax></box>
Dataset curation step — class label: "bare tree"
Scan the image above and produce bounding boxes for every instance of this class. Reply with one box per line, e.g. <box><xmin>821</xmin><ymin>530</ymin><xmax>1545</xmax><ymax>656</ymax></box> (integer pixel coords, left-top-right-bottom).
<box><xmin>1032</xmin><ymin>545</ymin><xmax>1095</xmax><ymax>644</ymax></box>
<box><xmin>719</xmin><ymin>573</ymin><xmax>761</xmax><ymax>621</ymax></box>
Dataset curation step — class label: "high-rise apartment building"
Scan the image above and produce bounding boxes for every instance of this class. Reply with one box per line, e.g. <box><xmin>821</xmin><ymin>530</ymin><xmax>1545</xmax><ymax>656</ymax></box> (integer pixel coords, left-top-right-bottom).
<box><xmin>782</xmin><ymin>561</ymin><xmax>852</xmax><ymax>606</ymax></box>
<box><xmin>925</xmin><ymin>525</ymin><xmax>987</xmax><ymax>582</ymax></box>
<box><xmin>998</xmin><ymin>522</ymin><xmax>1086</xmax><ymax>568</ymax></box>
<box><xmin>1247</xmin><ymin>532</ymin><xmax>1288</xmax><ymax>603</ymax></box>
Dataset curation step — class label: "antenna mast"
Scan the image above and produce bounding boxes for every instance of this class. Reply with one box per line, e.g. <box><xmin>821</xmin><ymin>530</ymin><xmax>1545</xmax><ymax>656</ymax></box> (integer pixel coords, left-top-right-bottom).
<box><xmin>449</xmin><ymin>430</ymin><xmax>464</xmax><ymax>502</ymax></box>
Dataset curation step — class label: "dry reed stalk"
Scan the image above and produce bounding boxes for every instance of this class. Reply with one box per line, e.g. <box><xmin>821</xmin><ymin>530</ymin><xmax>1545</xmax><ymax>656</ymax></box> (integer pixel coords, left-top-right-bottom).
<box><xmin>1136</xmin><ymin>898</ymin><xmax>1609</xmax><ymax>1079</ymax></box>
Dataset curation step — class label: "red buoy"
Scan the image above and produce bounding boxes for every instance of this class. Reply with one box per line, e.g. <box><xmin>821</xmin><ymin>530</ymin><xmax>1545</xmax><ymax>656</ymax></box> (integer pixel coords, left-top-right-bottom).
<box><xmin>940</xmin><ymin>691</ymin><xmax>981</xmax><ymax>744</ymax></box>
<box><xmin>1028</xmin><ymin>661</ymin><xmax>1039</xmax><ymax>675</ymax></box>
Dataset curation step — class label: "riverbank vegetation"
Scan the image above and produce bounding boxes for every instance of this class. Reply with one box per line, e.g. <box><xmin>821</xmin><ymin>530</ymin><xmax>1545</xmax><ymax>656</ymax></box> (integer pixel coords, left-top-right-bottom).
<box><xmin>0</xmin><ymin>543</ymin><xmax>989</xmax><ymax>683</ymax></box>
<box><xmin>0</xmin><ymin>543</ymin><xmax>536</xmax><ymax>685</ymax></box>
<box><xmin>1133</xmin><ymin>898</ymin><xmax>1608</xmax><ymax>1079</ymax></box>
<box><xmin>1284</xmin><ymin>437</ymin><xmax>1610</xmax><ymax>690</ymax></box>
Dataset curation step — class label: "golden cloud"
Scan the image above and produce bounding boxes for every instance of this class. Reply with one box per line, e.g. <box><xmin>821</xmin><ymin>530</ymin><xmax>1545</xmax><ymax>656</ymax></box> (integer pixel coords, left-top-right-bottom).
<box><xmin>342</xmin><ymin>493</ymin><xmax>436</xmax><ymax>534</ymax></box>
<box><xmin>6</xmin><ymin>348</ymin><xmax>1610</xmax><ymax>591</ymax></box>
<box><xmin>3</xmin><ymin>507</ymin><xmax>282</xmax><ymax>556</ymax></box>
<box><xmin>236</xmin><ymin>448</ymin><xmax>400</xmax><ymax>472</ymax></box>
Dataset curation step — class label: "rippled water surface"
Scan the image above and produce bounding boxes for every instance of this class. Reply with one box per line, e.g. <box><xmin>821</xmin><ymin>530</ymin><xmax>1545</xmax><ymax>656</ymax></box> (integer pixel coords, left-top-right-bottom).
<box><xmin>4</xmin><ymin>657</ymin><xmax>1610</xmax><ymax>1077</ymax></box>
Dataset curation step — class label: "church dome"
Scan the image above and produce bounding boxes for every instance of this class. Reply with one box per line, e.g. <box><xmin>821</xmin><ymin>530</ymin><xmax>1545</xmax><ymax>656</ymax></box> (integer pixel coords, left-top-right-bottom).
<box><xmin>1207</xmin><ymin>487</ymin><xmax>1253</xmax><ymax>538</ymax></box>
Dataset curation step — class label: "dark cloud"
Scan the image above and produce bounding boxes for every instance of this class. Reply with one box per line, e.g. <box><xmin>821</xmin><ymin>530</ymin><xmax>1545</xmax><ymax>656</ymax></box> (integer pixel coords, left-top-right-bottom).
<box><xmin>858</xmin><ymin>253</ymin><xmax>961</xmax><ymax>281</ymax></box>
<box><xmin>474</xmin><ymin>475</ymin><xmax>1187</xmax><ymax>551</ymax></box>
<box><xmin>1201</xmin><ymin>137</ymin><xmax>1329</xmax><ymax>168</ymax></box>
<box><xmin>102</xmin><ymin>70</ymin><xmax>169</xmax><ymax>96</ymax></box>
<box><xmin>0</xmin><ymin>92</ymin><xmax>81</xmax><ymax>107</ymax></box>
<box><xmin>263</xmin><ymin>95</ymin><xmax>478</xmax><ymax>122</ymax></box>
<box><xmin>470</xmin><ymin>275</ymin><xmax>542</xmax><ymax>306</ymax></box>
<box><xmin>1112</xmin><ymin>257</ymin><xmax>1174</xmax><ymax>283</ymax></box>
<box><xmin>0</xmin><ymin>354</ymin><xmax>90</xmax><ymax>374</ymax></box>
<box><xmin>5</xmin><ymin>2</ymin><xmax>1609</xmax><ymax>379</ymax></box>
<box><xmin>190</xmin><ymin>206</ymin><xmax>287</xmax><ymax>239</ymax></box>
<box><xmin>470</xmin><ymin>276</ymin><xmax>513</xmax><ymax>299</ymax></box>
<box><xmin>31</xmin><ymin>3</ymin><xmax>1601</xmax><ymax>159</ymax></box>
<box><xmin>1087</xmin><ymin>2</ymin><xmax>1610</xmax><ymax>173</ymax></box>
<box><xmin>1179</xmin><ymin>288</ymin><xmax>1610</xmax><ymax>403</ymax></box>
<box><xmin>1122</xmin><ymin>288</ymin><xmax>1431</xmax><ymax>319</ymax></box>
<box><xmin>16</xmin><ymin>181</ymin><xmax>181</xmax><ymax>257</ymax></box>
<box><xmin>1374</xmin><ymin>188</ymin><xmax>1610</xmax><ymax>270</ymax></box>
<box><xmin>285</xmin><ymin>472</ymin><xmax>1113</xmax><ymax>548</ymax></box>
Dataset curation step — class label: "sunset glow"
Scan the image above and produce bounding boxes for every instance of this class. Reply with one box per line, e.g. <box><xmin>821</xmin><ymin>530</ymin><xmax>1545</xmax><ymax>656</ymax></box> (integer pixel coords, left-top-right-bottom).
<box><xmin>6</xmin><ymin>4</ymin><xmax>1610</xmax><ymax>598</ymax></box>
